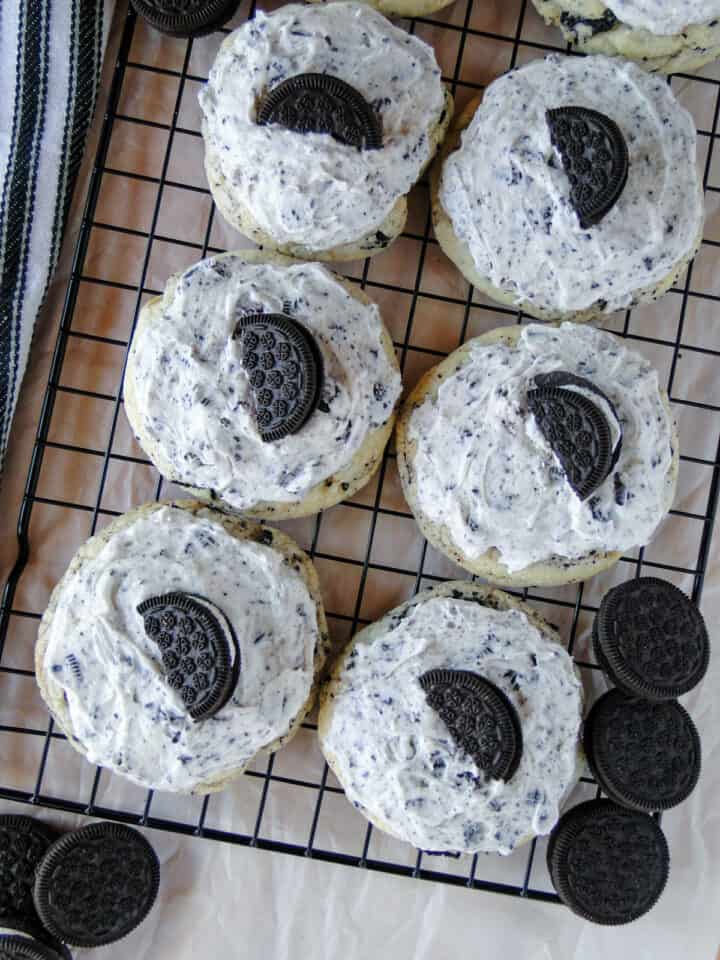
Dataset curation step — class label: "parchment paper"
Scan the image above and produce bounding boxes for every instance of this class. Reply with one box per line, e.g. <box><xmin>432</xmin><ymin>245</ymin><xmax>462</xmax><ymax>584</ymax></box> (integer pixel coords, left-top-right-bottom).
<box><xmin>0</xmin><ymin>2</ymin><xmax>718</xmax><ymax>957</ymax></box>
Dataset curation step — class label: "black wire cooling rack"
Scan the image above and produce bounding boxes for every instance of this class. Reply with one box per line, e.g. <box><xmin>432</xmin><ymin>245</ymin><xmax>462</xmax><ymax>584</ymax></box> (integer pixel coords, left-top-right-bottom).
<box><xmin>0</xmin><ymin>0</ymin><xmax>719</xmax><ymax>907</ymax></box>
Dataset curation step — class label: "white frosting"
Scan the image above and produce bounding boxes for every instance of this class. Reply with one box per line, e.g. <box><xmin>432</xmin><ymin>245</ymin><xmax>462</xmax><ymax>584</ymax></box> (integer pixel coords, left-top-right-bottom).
<box><xmin>439</xmin><ymin>54</ymin><xmax>702</xmax><ymax>315</ymax></box>
<box><xmin>320</xmin><ymin>591</ymin><xmax>582</xmax><ymax>854</ymax></box>
<box><xmin>406</xmin><ymin>323</ymin><xmax>674</xmax><ymax>573</ymax></box>
<box><xmin>199</xmin><ymin>2</ymin><xmax>446</xmax><ymax>250</ymax></box>
<box><xmin>41</xmin><ymin>506</ymin><xmax>321</xmax><ymax>792</ymax></box>
<box><xmin>126</xmin><ymin>256</ymin><xmax>401</xmax><ymax>509</ymax></box>
<box><xmin>606</xmin><ymin>0</ymin><xmax>720</xmax><ymax>34</ymax></box>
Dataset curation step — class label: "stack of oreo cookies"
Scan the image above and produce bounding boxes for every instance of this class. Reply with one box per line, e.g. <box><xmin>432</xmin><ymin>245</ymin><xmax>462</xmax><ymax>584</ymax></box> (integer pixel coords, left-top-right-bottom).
<box><xmin>548</xmin><ymin>577</ymin><xmax>709</xmax><ymax>924</ymax></box>
<box><xmin>0</xmin><ymin>816</ymin><xmax>159</xmax><ymax>957</ymax></box>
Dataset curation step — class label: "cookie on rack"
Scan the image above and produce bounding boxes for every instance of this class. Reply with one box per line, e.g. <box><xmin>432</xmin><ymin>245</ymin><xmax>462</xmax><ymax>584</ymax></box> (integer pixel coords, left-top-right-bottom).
<box><xmin>36</xmin><ymin>500</ymin><xmax>329</xmax><ymax>794</ymax></box>
<box><xmin>199</xmin><ymin>1</ymin><xmax>452</xmax><ymax>261</ymax></box>
<box><xmin>395</xmin><ymin>323</ymin><xmax>679</xmax><ymax>588</ymax></box>
<box><xmin>318</xmin><ymin>580</ymin><xmax>583</xmax><ymax>855</ymax></box>
<box><xmin>531</xmin><ymin>0</ymin><xmax>720</xmax><ymax>74</ymax></box>
<box><xmin>432</xmin><ymin>54</ymin><xmax>703</xmax><ymax>322</ymax></box>
<box><xmin>124</xmin><ymin>250</ymin><xmax>401</xmax><ymax>519</ymax></box>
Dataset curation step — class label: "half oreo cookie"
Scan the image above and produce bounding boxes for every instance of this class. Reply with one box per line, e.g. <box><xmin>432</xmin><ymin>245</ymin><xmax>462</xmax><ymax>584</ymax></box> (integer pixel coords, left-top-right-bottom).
<box><xmin>547</xmin><ymin>799</ymin><xmax>669</xmax><ymax>924</ymax></box>
<box><xmin>130</xmin><ymin>0</ymin><xmax>240</xmax><ymax>37</ymax></box>
<box><xmin>419</xmin><ymin>669</ymin><xmax>523</xmax><ymax>781</ymax></box>
<box><xmin>593</xmin><ymin>577</ymin><xmax>709</xmax><ymax>700</ymax></box>
<box><xmin>546</xmin><ymin>106</ymin><xmax>629</xmax><ymax>229</ymax></box>
<box><xmin>257</xmin><ymin>73</ymin><xmax>382</xmax><ymax>150</ymax></box>
<box><xmin>236</xmin><ymin>313</ymin><xmax>323</xmax><ymax>443</ymax></box>
<box><xmin>0</xmin><ymin>817</ymin><xmax>58</xmax><ymax>931</ymax></box>
<box><xmin>137</xmin><ymin>592</ymin><xmax>238</xmax><ymax>721</ymax></box>
<box><xmin>583</xmin><ymin>689</ymin><xmax>701</xmax><ymax>812</ymax></box>
<box><xmin>33</xmin><ymin>822</ymin><xmax>160</xmax><ymax>948</ymax></box>
<box><xmin>528</xmin><ymin>373</ymin><xmax>621</xmax><ymax>501</ymax></box>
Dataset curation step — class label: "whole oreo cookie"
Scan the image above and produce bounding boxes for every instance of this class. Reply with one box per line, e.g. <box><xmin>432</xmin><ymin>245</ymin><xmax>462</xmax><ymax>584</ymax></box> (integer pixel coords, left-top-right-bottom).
<box><xmin>546</xmin><ymin>106</ymin><xmax>629</xmax><ymax>229</ymax></box>
<box><xmin>593</xmin><ymin>577</ymin><xmax>709</xmax><ymax>700</ymax></box>
<box><xmin>419</xmin><ymin>669</ymin><xmax>523</xmax><ymax>781</ymax></box>
<box><xmin>583</xmin><ymin>689</ymin><xmax>701</xmax><ymax>812</ymax></box>
<box><xmin>137</xmin><ymin>592</ymin><xmax>237</xmax><ymax>721</ymax></box>
<box><xmin>257</xmin><ymin>73</ymin><xmax>382</xmax><ymax>150</ymax></box>
<box><xmin>33</xmin><ymin>822</ymin><xmax>160</xmax><ymax>948</ymax></box>
<box><xmin>0</xmin><ymin>817</ymin><xmax>57</xmax><ymax>931</ymax></box>
<box><xmin>547</xmin><ymin>799</ymin><xmax>669</xmax><ymax>924</ymax></box>
<box><xmin>0</xmin><ymin>937</ymin><xmax>64</xmax><ymax>960</ymax></box>
<box><xmin>130</xmin><ymin>0</ymin><xmax>240</xmax><ymax>37</ymax></box>
<box><xmin>527</xmin><ymin>378</ymin><xmax>615</xmax><ymax>501</ymax></box>
<box><xmin>236</xmin><ymin>313</ymin><xmax>323</xmax><ymax>443</ymax></box>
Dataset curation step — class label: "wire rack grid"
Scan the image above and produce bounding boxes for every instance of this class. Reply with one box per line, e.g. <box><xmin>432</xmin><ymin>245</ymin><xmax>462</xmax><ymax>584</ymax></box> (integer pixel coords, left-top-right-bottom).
<box><xmin>0</xmin><ymin>0</ymin><xmax>719</xmax><ymax>907</ymax></box>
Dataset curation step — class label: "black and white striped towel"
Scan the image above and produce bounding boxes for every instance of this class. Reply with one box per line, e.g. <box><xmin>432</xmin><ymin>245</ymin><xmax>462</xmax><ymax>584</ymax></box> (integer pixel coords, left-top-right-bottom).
<box><xmin>0</xmin><ymin>0</ymin><xmax>114</xmax><ymax>465</ymax></box>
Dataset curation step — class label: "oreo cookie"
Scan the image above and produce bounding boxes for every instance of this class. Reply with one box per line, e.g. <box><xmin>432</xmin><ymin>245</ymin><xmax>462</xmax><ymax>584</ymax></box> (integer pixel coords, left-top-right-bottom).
<box><xmin>236</xmin><ymin>313</ymin><xmax>323</xmax><ymax>443</ymax></box>
<box><xmin>547</xmin><ymin>799</ymin><xmax>669</xmax><ymax>924</ymax></box>
<box><xmin>419</xmin><ymin>669</ymin><xmax>522</xmax><ymax>781</ymax></box>
<box><xmin>527</xmin><ymin>376</ymin><xmax>616</xmax><ymax>501</ymax></box>
<box><xmin>584</xmin><ymin>689</ymin><xmax>701</xmax><ymax>812</ymax></box>
<box><xmin>0</xmin><ymin>817</ymin><xmax>57</xmax><ymax>931</ymax></box>
<box><xmin>0</xmin><ymin>926</ymin><xmax>70</xmax><ymax>960</ymax></box>
<box><xmin>130</xmin><ymin>0</ymin><xmax>240</xmax><ymax>37</ymax></box>
<box><xmin>546</xmin><ymin>106</ymin><xmax>629</xmax><ymax>229</ymax></box>
<box><xmin>137</xmin><ymin>592</ymin><xmax>238</xmax><ymax>721</ymax></box>
<box><xmin>0</xmin><ymin>937</ymin><xmax>64</xmax><ymax>960</ymax></box>
<box><xmin>33</xmin><ymin>822</ymin><xmax>160</xmax><ymax>948</ymax></box>
<box><xmin>593</xmin><ymin>577</ymin><xmax>709</xmax><ymax>700</ymax></box>
<box><xmin>257</xmin><ymin>74</ymin><xmax>382</xmax><ymax>150</ymax></box>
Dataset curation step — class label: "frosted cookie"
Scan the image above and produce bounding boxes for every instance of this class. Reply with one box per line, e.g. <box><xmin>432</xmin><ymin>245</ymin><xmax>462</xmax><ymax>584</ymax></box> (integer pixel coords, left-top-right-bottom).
<box><xmin>532</xmin><ymin>0</ymin><xmax>720</xmax><ymax>73</ymax></box>
<box><xmin>433</xmin><ymin>55</ymin><xmax>703</xmax><ymax>322</ymax></box>
<box><xmin>124</xmin><ymin>251</ymin><xmax>401</xmax><ymax>519</ymax></box>
<box><xmin>36</xmin><ymin>501</ymin><xmax>329</xmax><ymax>794</ymax></box>
<box><xmin>395</xmin><ymin>323</ymin><xmax>679</xmax><ymax>588</ymax></box>
<box><xmin>318</xmin><ymin>581</ymin><xmax>583</xmax><ymax>855</ymax></box>
<box><xmin>199</xmin><ymin>2</ymin><xmax>452</xmax><ymax>261</ymax></box>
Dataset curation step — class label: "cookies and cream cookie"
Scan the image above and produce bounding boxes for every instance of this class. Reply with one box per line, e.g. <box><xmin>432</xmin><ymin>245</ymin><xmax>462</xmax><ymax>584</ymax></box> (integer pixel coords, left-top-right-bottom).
<box><xmin>532</xmin><ymin>0</ymin><xmax>720</xmax><ymax>73</ymax></box>
<box><xmin>396</xmin><ymin>323</ymin><xmax>679</xmax><ymax>587</ymax></box>
<box><xmin>36</xmin><ymin>501</ymin><xmax>329</xmax><ymax>794</ymax></box>
<box><xmin>124</xmin><ymin>251</ymin><xmax>401</xmax><ymax>519</ymax></box>
<box><xmin>318</xmin><ymin>581</ymin><xmax>583</xmax><ymax>855</ymax></box>
<box><xmin>199</xmin><ymin>2</ymin><xmax>452</xmax><ymax>261</ymax></box>
<box><xmin>433</xmin><ymin>54</ymin><xmax>703</xmax><ymax>322</ymax></box>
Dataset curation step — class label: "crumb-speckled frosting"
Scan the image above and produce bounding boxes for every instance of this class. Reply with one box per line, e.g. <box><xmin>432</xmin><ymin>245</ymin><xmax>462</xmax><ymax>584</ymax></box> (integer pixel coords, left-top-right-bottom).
<box><xmin>439</xmin><ymin>54</ymin><xmax>702</xmax><ymax>315</ymax></box>
<box><xmin>126</xmin><ymin>256</ymin><xmax>401</xmax><ymax>508</ymax></box>
<box><xmin>40</xmin><ymin>506</ymin><xmax>321</xmax><ymax>792</ymax></box>
<box><xmin>406</xmin><ymin>323</ymin><xmax>674</xmax><ymax>573</ymax></box>
<box><xmin>320</xmin><ymin>589</ymin><xmax>582</xmax><ymax>854</ymax></box>
<box><xmin>605</xmin><ymin>0</ymin><xmax>720</xmax><ymax>34</ymax></box>
<box><xmin>199</xmin><ymin>2</ymin><xmax>446</xmax><ymax>250</ymax></box>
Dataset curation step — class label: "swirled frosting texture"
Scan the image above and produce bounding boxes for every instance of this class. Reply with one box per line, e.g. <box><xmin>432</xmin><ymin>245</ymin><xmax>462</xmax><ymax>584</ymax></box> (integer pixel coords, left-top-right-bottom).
<box><xmin>439</xmin><ymin>54</ymin><xmax>702</xmax><ymax>315</ymax></box>
<box><xmin>41</xmin><ymin>506</ymin><xmax>320</xmax><ymax>792</ymax></box>
<box><xmin>199</xmin><ymin>2</ymin><xmax>446</xmax><ymax>250</ymax></box>
<box><xmin>320</xmin><ymin>591</ymin><xmax>582</xmax><ymax>854</ymax></box>
<box><xmin>606</xmin><ymin>0</ymin><xmax>720</xmax><ymax>33</ymax></box>
<box><xmin>126</xmin><ymin>256</ymin><xmax>400</xmax><ymax>508</ymax></box>
<box><xmin>406</xmin><ymin>323</ymin><xmax>674</xmax><ymax>572</ymax></box>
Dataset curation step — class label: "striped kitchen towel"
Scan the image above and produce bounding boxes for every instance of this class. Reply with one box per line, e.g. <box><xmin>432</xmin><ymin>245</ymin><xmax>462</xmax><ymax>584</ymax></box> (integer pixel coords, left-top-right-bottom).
<box><xmin>0</xmin><ymin>0</ymin><xmax>114</xmax><ymax>466</ymax></box>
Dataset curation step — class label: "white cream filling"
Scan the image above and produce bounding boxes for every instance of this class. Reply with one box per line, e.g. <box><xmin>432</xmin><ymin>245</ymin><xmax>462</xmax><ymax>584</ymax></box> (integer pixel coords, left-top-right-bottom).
<box><xmin>126</xmin><ymin>256</ymin><xmax>401</xmax><ymax>508</ymax></box>
<box><xmin>320</xmin><ymin>593</ymin><xmax>582</xmax><ymax>855</ymax></box>
<box><xmin>199</xmin><ymin>1</ymin><xmax>446</xmax><ymax>250</ymax></box>
<box><xmin>41</xmin><ymin>506</ymin><xmax>320</xmax><ymax>792</ymax></box>
<box><xmin>606</xmin><ymin>0</ymin><xmax>720</xmax><ymax>34</ymax></box>
<box><xmin>406</xmin><ymin>323</ymin><xmax>674</xmax><ymax>573</ymax></box>
<box><xmin>439</xmin><ymin>54</ymin><xmax>702</xmax><ymax>314</ymax></box>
